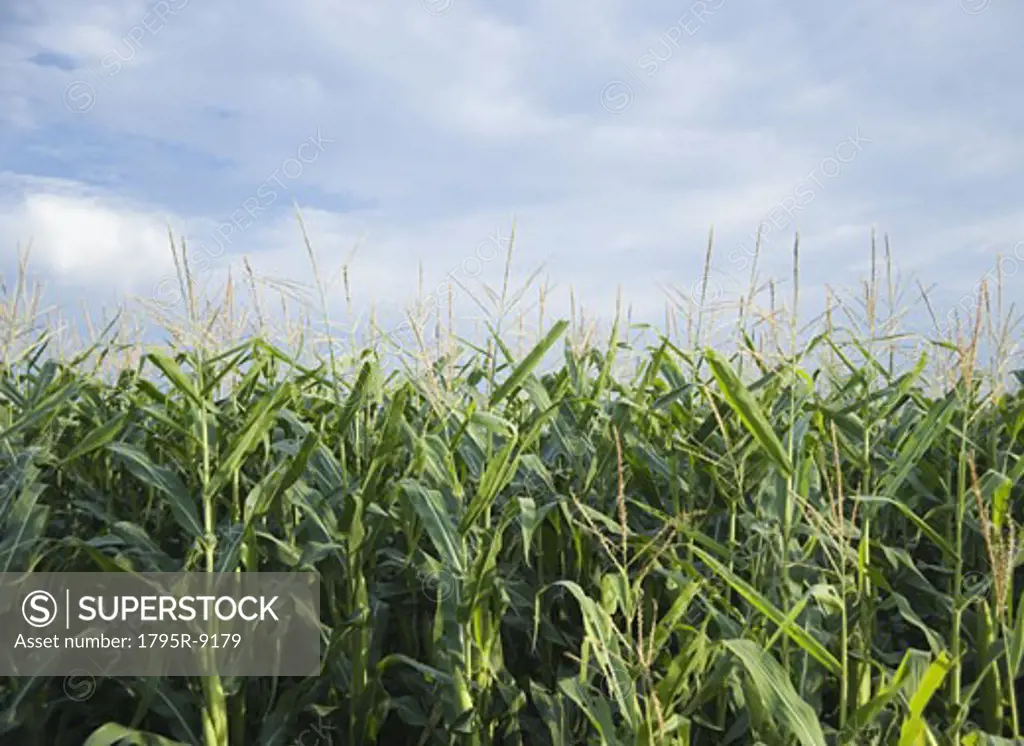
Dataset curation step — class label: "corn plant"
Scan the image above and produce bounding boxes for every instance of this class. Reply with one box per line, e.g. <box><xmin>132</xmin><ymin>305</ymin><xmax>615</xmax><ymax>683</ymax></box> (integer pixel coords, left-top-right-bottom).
<box><xmin>0</xmin><ymin>239</ymin><xmax>1022</xmax><ymax>745</ymax></box>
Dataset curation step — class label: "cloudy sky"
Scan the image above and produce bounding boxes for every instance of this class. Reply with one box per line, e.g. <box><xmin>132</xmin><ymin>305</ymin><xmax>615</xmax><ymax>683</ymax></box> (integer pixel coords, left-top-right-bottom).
<box><xmin>1</xmin><ymin>0</ymin><xmax>1022</xmax><ymax>345</ymax></box>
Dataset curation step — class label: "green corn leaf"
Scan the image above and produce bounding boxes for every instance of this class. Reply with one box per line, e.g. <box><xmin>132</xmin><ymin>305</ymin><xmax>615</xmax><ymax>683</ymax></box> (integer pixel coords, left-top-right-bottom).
<box><xmin>724</xmin><ymin>639</ymin><xmax>826</xmax><ymax>746</ymax></box>
<box><xmin>84</xmin><ymin>723</ymin><xmax>189</xmax><ymax>746</ymax></box>
<box><xmin>705</xmin><ymin>349</ymin><xmax>793</xmax><ymax>476</ymax></box>
<box><xmin>108</xmin><ymin>442</ymin><xmax>203</xmax><ymax>541</ymax></box>
<box><xmin>897</xmin><ymin>650</ymin><xmax>952</xmax><ymax>746</ymax></box>
<box><xmin>489</xmin><ymin>320</ymin><xmax>568</xmax><ymax>407</ymax></box>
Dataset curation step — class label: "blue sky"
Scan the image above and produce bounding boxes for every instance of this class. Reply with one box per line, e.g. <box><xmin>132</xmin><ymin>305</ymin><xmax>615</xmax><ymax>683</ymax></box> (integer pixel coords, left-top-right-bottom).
<box><xmin>1</xmin><ymin>0</ymin><xmax>1023</xmax><ymax>346</ymax></box>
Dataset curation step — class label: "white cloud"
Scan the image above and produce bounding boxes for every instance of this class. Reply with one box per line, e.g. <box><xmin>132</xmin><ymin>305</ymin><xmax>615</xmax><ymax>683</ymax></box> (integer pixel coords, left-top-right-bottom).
<box><xmin>0</xmin><ymin>182</ymin><xmax>175</xmax><ymax>288</ymax></box>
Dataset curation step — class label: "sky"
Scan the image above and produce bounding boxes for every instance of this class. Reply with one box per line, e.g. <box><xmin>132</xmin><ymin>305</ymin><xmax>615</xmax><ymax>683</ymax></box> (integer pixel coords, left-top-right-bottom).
<box><xmin>1</xmin><ymin>0</ymin><xmax>1023</xmax><ymax>350</ymax></box>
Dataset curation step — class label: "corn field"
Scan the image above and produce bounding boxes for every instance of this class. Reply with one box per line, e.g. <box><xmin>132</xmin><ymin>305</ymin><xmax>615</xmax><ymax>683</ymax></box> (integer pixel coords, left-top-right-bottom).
<box><xmin>1</xmin><ymin>237</ymin><xmax>1023</xmax><ymax>745</ymax></box>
